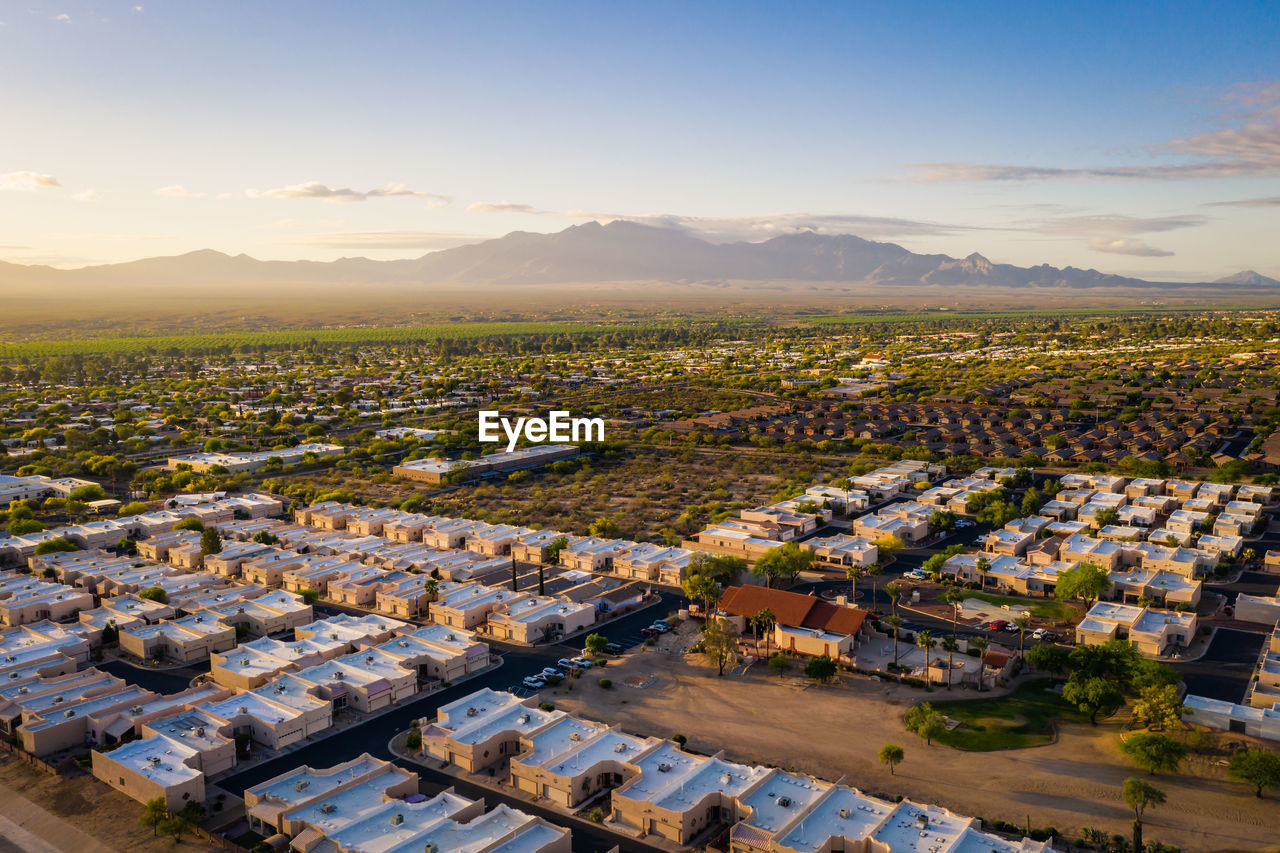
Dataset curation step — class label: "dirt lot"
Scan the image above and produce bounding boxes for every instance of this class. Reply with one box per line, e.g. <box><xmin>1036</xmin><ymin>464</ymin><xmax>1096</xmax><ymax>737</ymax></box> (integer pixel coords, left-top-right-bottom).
<box><xmin>546</xmin><ymin>628</ymin><xmax>1280</xmax><ymax>852</ymax></box>
<box><xmin>0</xmin><ymin>756</ymin><xmax>218</xmax><ymax>852</ymax></box>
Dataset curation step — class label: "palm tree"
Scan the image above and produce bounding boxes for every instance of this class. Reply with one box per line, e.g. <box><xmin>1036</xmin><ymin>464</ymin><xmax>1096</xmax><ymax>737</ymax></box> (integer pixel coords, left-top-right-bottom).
<box><xmin>975</xmin><ymin>556</ymin><xmax>991</xmax><ymax>591</ymax></box>
<box><xmin>969</xmin><ymin>635</ymin><xmax>990</xmax><ymax>692</ymax></box>
<box><xmin>885</xmin><ymin>580</ymin><xmax>903</xmax><ymax>617</ymax></box>
<box><xmin>941</xmin><ymin>635</ymin><xmax>959</xmax><ymax>690</ymax></box>
<box><xmin>845</xmin><ymin>564</ymin><xmax>864</xmax><ymax>603</ymax></box>
<box><xmin>917</xmin><ymin>630</ymin><xmax>935</xmax><ymax>680</ymax></box>
<box><xmin>886</xmin><ymin>614</ymin><xmax>903</xmax><ymax>666</ymax></box>
<box><xmin>756</xmin><ymin>607</ymin><xmax>775</xmax><ymax>655</ymax></box>
<box><xmin>1013</xmin><ymin>614</ymin><xmax>1031</xmax><ymax>658</ymax></box>
<box><xmin>865</xmin><ymin>563</ymin><xmax>883</xmax><ymax>612</ymax></box>
<box><xmin>942</xmin><ymin>587</ymin><xmax>965</xmax><ymax>635</ymax></box>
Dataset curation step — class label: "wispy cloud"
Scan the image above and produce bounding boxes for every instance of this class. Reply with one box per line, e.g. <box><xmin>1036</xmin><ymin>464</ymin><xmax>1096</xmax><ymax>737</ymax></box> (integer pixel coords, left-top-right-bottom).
<box><xmin>278</xmin><ymin>230</ymin><xmax>489</xmax><ymax>250</ymax></box>
<box><xmin>246</xmin><ymin>181</ymin><xmax>451</xmax><ymax>206</ymax></box>
<box><xmin>155</xmin><ymin>185</ymin><xmax>204</xmax><ymax>198</ymax></box>
<box><xmin>896</xmin><ymin>81</ymin><xmax>1280</xmax><ymax>183</ymax></box>
<box><xmin>0</xmin><ymin>171</ymin><xmax>62</xmax><ymax>191</ymax></box>
<box><xmin>54</xmin><ymin>12</ymin><xmax>70</xmax><ymax>22</ymax></box>
<box><xmin>1203</xmin><ymin>195</ymin><xmax>1280</xmax><ymax>207</ymax></box>
<box><xmin>1087</xmin><ymin>238</ymin><xmax>1174</xmax><ymax>257</ymax></box>
<box><xmin>1026</xmin><ymin>214</ymin><xmax>1207</xmax><ymax>237</ymax></box>
<box><xmin>467</xmin><ymin>201</ymin><xmax>553</xmax><ymax>215</ymax></box>
<box><xmin>72</xmin><ymin>189</ymin><xmax>100</xmax><ymax>201</ymax></box>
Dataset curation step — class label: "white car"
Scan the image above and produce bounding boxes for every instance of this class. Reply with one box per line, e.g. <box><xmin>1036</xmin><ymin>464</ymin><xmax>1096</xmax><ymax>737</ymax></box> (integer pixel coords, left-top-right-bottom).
<box><xmin>903</xmin><ymin>569</ymin><xmax>928</xmax><ymax>580</ymax></box>
<box><xmin>522</xmin><ymin>676</ymin><xmax>546</xmax><ymax>689</ymax></box>
<box><xmin>540</xmin><ymin>667</ymin><xmax>560</xmax><ymax>679</ymax></box>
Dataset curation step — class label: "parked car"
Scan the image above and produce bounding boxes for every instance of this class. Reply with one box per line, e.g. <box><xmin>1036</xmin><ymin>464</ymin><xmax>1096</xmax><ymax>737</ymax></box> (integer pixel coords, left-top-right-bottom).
<box><xmin>556</xmin><ymin>658</ymin><xmax>578</xmax><ymax>670</ymax></box>
<box><xmin>540</xmin><ymin>667</ymin><xmax>560</xmax><ymax>679</ymax></box>
<box><xmin>570</xmin><ymin>657</ymin><xmax>593</xmax><ymax>669</ymax></box>
<box><xmin>605</xmin><ymin>642</ymin><xmax>623</xmax><ymax>654</ymax></box>
<box><xmin>955</xmin><ymin>520</ymin><xmax>974</xmax><ymax>528</ymax></box>
<box><xmin>1032</xmin><ymin>628</ymin><xmax>1047</xmax><ymax>640</ymax></box>
<box><xmin>649</xmin><ymin>621</ymin><xmax>672</xmax><ymax>633</ymax></box>
<box><xmin>522</xmin><ymin>676</ymin><xmax>546</xmax><ymax>689</ymax></box>
<box><xmin>986</xmin><ymin>619</ymin><xmax>1010</xmax><ymax>631</ymax></box>
<box><xmin>903</xmin><ymin>569</ymin><xmax>928</xmax><ymax>581</ymax></box>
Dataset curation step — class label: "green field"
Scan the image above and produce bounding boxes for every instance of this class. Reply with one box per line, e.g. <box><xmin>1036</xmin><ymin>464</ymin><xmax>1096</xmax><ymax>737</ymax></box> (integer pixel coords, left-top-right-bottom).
<box><xmin>963</xmin><ymin>591</ymin><xmax>1079</xmax><ymax>623</ymax></box>
<box><xmin>0</xmin><ymin>321</ymin><xmax>642</xmax><ymax>359</ymax></box>
<box><xmin>926</xmin><ymin>678</ymin><xmax>1089</xmax><ymax>750</ymax></box>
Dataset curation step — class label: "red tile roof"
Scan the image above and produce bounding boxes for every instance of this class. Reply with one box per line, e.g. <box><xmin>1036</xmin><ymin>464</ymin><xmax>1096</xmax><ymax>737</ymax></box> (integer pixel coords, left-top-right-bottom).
<box><xmin>719</xmin><ymin>585</ymin><xmax>867</xmax><ymax>636</ymax></box>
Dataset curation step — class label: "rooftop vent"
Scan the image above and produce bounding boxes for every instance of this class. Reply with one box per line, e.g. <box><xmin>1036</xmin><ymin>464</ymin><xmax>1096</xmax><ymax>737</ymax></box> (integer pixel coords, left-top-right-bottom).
<box><xmin>391</xmin><ymin>813</ymin><xmax>404</xmax><ymax>826</ymax></box>
<box><xmin>569</xmin><ymin>732</ymin><xmax>581</xmax><ymax>742</ymax></box>
<box><xmin>614</xmin><ymin>742</ymin><xmax>627</xmax><ymax>753</ymax></box>
<box><xmin>466</xmin><ymin>707</ymin><xmax>478</xmax><ymax>717</ymax></box>
<box><xmin>657</xmin><ymin>763</ymin><xmax>672</xmax><ymax>773</ymax></box>
<box><xmin>319</xmin><ymin>803</ymin><xmax>337</xmax><ymax>815</ymax></box>
<box><xmin>838</xmin><ymin>807</ymin><xmax>850</xmax><ymax>819</ymax></box>
<box><xmin>778</xmin><ymin>796</ymin><xmax>792</xmax><ymax>807</ymax></box>
<box><xmin>517</xmin><ymin>713</ymin><xmax>530</xmax><ymax>724</ymax></box>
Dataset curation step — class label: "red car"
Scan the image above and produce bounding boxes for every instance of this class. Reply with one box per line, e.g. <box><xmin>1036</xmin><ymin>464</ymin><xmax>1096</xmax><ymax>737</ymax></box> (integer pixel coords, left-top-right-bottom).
<box><xmin>985</xmin><ymin>619</ymin><xmax>1010</xmax><ymax>631</ymax></box>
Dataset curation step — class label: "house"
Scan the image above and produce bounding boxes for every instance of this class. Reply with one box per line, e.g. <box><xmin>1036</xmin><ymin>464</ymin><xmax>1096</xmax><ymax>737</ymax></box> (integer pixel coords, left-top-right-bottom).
<box><xmin>118</xmin><ymin>612</ymin><xmax>236</xmax><ymax>663</ymax></box>
<box><xmin>803</xmin><ymin>534</ymin><xmax>878</xmax><ymax>568</ymax></box>
<box><xmin>485</xmin><ymin>595</ymin><xmax>596</xmax><ymax>645</ymax></box>
<box><xmin>243</xmin><ymin>754</ymin><xmax>570</xmax><ymax>853</ymax></box>
<box><xmin>1075</xmin><ymin>602</ymin><xmax>1197</xmax><ymax>657</ymax></box>
<box><xmin>718</xmin><ymin>586</ymin><xmax>868</xmax><ymax>660</ymax></box>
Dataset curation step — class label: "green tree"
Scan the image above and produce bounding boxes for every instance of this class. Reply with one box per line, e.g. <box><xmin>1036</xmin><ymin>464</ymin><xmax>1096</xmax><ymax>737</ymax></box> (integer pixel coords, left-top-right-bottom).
<box><xmin>1063</xmin><ymin>675</ymin><xmax>1122</xmax><ymax>724</ymax></box>
<box><xmin>200</xmin><ymin>527</ymin><xmax>222</xmax><ymax>556</ymax></box>
<box><xmin>589</xmin><ymin>517</ymin><xmax>621</xmax><ymax>538</ymax></box>
<box><xmin>845</xmin><ymin>563</ymin><xmax>864</xmax><ymax>603</ymax></box>
<box><xmin>700</xmin><ymin>617</ymin><xmax>740</xmax><ymax>676</ymax></box>
<box><xmin>157</xmin><ymin>814</ymin><xmax>190</xmax><ymax>841</ymax></box>
<box><xmin>544</xmin><ymin>535</ymin><xmax>569</xmax><ymax>564</ymax></box>
<box><xmin>1120</xmin><ymin>732</ymin><xmax>1187</xmax><ymax>775</ymax></box>
<box><xmin>768</xmin><ymin>652</ymin><xmax>792</xmax><ymax>678</ymax></box>
<box><xmin>1228</xmin><ymin>748</ymin><xmax>1280</xmax><ymax>798</ymax></box>
<box><xmin>969</xmin><ymin>635</ymin><xmax>990</xmax><ymax>691</ymax></box>
<box><xmin>298</xmin><ymin>588</ymin><xmax>320</xmax><ymax>605</ymax></box>
<box><xmin>904</xmin><ymin>702</ymin><xmax>946</xmax><ymax>745</ymax></box>
<box><xmin>141</xmin><ymin>797</ymin><xmax>168</xmax><ymax>837</ymax></box>
<box><xmin>804</xmin><ymin>655</ymin><xmax>838</xmax><ymax>684</ymax></box>
<box><xmin>752</xmin><ymin>607</ymin><xmax>776</xmax><ymax>656</ymax></box>
<box><xmin>1123</xmin><ymin>777</ymin><xmax>1165</xmax><ymax>853</ymax></box>
<box><xmin>1055</xmin><ymin>562</ymin><xmax>1111</xmax><ymax>609</ymax></box>
<box><xmin>1131</xmin><ymin>684</ymin><xmax>1185</xmax><ymax>731</ymax></box>
<box><xmin>885</xmin><ymin>580</ymin><xmax>903</xmax><ymax>616</ymax></box>
<box><xmin>139</xmin><ymin>586</ymin><xmax>168</xmax><ymax>604</ymax></box>
<box><xmin>885</xmin><ymin>614</ymin><xmax>903</xmax><ymax>666</ymax></box>
<box><xmin>173</xmin><ymin>517</ymin><xmax>204</xmax><ymax>532</ymax></box>
<box><xmin>584</xmin><ymin>633</ymin><xmax>609</xmax><ymax>656</ymax></box>
<box><xmin>878</xmin><ymin>742</ymin><xmax>904</xmax><ymax>775</ymax></box>
<box><xmin>8</xmin><ymin>518</ymin><xmax>44</xmax><ymax>536</ymax></box>
<box><xmin>681</xmin><ymin>573</ymin><xmax>723</xmax><ymax>616</ymax></box>
<box><xmin>975</xmin><ymin>556</ymin><xmax>991</xmax><ymax>591</ymax></box>
<box><xmin>34</xmin><ymin>538</ymin><xmax>79</xmax><ymax>556</ymax></box>
<box><xmin>1025</xmin><ymin>642</ymin><xmax>1070</xmax><ymax>677</ymax></box>
<box><xmin>117</xmin><ymin>501</ymin><xmax>149</xmax><ymax>517</ymax></box>
<box><xmin>752</xmin><ymin>542</ymin><xmax>814</xmax><ymax>588</ymax></box>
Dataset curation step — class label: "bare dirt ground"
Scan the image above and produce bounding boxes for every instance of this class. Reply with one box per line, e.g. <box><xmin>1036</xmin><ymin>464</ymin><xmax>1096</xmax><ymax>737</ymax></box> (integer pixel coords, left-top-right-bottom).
<box><xmin>547</xmin><ymin>628</ymin><xmax>1280</xmax><ymax>852</ymax></box>
<box><xmin>0</xmin><ymin>756</ymin><xmax>217</xmax><ymax>852</ymax></box>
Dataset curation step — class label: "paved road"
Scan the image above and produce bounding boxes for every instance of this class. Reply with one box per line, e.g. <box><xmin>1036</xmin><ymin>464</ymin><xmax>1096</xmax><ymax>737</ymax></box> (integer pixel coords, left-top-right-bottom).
<box><xmin>98</xmin><ymin>658</ymin><xmax>208</xmax><ymax>694</ymax></box>
<box><xmin>1174</xmin><ymin>628</ymin><xmax>1266</xmax><ymax>704</ymax></box>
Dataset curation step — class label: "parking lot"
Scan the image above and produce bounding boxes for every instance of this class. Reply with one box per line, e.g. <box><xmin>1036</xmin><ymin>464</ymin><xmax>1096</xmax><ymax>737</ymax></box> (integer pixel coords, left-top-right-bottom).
<box><xmin>1176</xmin><ymin>627</ymin><xmax>1266</xmax><ymax>703</ymax></box>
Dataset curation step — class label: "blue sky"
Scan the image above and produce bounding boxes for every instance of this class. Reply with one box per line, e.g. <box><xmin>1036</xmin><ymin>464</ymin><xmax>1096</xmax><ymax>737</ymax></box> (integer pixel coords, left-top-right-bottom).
<box><xmin>1</xmin><ymin>0</ymin><xmax>1278</xmax><ymax>280</ymax></box>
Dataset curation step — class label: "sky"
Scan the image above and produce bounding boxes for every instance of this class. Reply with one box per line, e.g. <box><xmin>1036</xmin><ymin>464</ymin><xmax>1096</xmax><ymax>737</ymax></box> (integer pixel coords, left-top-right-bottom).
<box><xmin>1</xmin><ymin>0</ymin><xmax>1279</xmax><ymax>281</ymax></box>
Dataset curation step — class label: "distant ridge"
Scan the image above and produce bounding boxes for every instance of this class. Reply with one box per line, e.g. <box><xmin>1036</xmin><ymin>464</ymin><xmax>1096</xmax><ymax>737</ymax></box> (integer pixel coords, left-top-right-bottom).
<box><xmin>1</xmin><ymin>220</ymin><xmax>1277</xmax><ymax>293</ymax></box>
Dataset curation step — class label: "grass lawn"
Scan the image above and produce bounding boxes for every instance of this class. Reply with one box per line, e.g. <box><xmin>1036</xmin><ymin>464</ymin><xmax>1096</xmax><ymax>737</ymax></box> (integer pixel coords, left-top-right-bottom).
<box><xmin>232</xmin><ymin>830</ymin><xmax>266</xmax><ymax>849</ymax></box>
<box><xmin>926</xmin><ymin>679</ymin><xmax>1089</xmax><ymax>750</ymax></box>
<box><xmin>963</xmin><ymin>591</ymin><xmax>1078</xmax><ymax>623</ymax></box>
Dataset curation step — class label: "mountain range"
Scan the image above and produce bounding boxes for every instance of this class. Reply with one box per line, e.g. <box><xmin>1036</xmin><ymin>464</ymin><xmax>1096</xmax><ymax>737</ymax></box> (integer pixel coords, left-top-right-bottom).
<box><xmin>1</xmin><ymin>220</ymin><xmax>1276</xmax><ymax>293</ymax></box>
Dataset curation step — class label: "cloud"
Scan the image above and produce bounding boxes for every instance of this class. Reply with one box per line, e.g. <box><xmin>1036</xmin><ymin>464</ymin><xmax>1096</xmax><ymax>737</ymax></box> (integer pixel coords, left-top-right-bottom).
<box><xmin>1087</xmin><ymin>238</ymin><xmax>1174</xmax><ymax>257</ymax></box>
<box><xmin>467</xmin><ymin>201</ymin><xmax>554</xmax><ymax>215</ymax></box>
<box><xmin>896</xmin><ymin>80</ymin><xmax>1280</xmax><ymax>183</ymax></box>
<box><xmin>54</xmin><ymin>13</ymin><xmax>70</xmax><ymax>22</ymax></box>
<box><xmin>597</xmin><ymin>212</ymin><xmax>986</xmax><ymax>241</ymax></box>
<box><xmin>245</xmin><ymin>181</ymin><xmax>451</xmax><ymax>205</ymax></box>
<box><xmin>0</xmin><ymin>171</ymin><xmax>61</xmax><ymax>191</ymax></box>
<box><xmin>278</xmin><ymin>230</ymin><xmax>491</xmax><ymax>250</ymax></box>
<box><xmin>1026</xmin><ymin>214</ymin><xmax>1207</xmax><ymax>237</ymax></box>
<box><xmin>1203</xmin><ymin>195</ymin><xmax>1280</xmax><ymax>207</ymax></box>
<box><xmin>72</xmin><ymin>189</ymin><xmax>100</xmax><ymax>201</ymax></box>
<box><xmin>133</xmin><ymin>5</ymin><xmax>143</xmax><ymax>11</ymax></box>
<box><xmin>155</xmin><ymin>185</ymin><xmax>204</xmax><ymax>198</ymax></box>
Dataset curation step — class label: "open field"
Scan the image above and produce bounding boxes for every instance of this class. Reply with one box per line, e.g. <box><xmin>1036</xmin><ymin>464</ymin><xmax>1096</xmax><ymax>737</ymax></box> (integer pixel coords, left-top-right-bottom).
<box><xmin>546</xmin><ymin>636</ymin><xmax>1280</xmax><ymax>851</ymax></box>
<box><xmin>962</xmin><ymin>591</ymin><xmax>1080</xmax><ymax>623</ymax></box>
<box><xmin>0</xmin><ymin>755</ymin><xmax>217</xmax><ymax>852</ymax></box>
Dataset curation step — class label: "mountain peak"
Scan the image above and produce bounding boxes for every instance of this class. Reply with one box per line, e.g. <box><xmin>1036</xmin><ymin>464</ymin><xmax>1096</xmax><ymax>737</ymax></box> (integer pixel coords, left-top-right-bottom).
<box><xmin>1215</xmin><ymin>269</ymin><xmax>1280</xmax><ymax>286</ymax></box>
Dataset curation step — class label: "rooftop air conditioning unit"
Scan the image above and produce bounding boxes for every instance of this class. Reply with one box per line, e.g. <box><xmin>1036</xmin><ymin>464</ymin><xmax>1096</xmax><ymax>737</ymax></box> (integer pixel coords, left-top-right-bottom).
<box><xmin>237</xmin><ymin>706</ymin><xmax>248</xmax><ymax>714</ymax></box>
<box><xmin>296</xmin><ymin>780</ymin><xmax>310</xmax><ymax>792</ymax></box>
<box><xmin>518</xmin><ymin>714</ymin><xmax>530</xmax><ymax>724</ymax></box>
<box><xmin>778</xmin><ymin>796</ymin><xmax>792</xmax><ymax>807</ymax></box>
<box><xmin>391</xmin><ymin>813</ymin><xmax>404</xmax><ymax>826</ymax></box>
<box><xmin>53</xmin><ymin>696</ymin><xmax>63</xmax><ymax>704</ymax></box>
<box><xmin>838</xmin><ymin>807</ymin><xmax>850</xmax><ymax>819</ymax></box>
<box><xmin>130</xmin><ymin>705</ymin><xmax>143</xmax><ymax>713</ymax></box>
<box><xmin>569</xmin><ymin>732</ymin><xmax>581</xmax><ymax>742</ymax></box>
<box><xmin>320</xmin><ymin>803</ymin><xmax>337</xmax><ymax>815</ymax></box>
<box><xmin>466</xmin><ymin>707</ymin><xmax>478</xmax><ymax>717</ymax></box>
<box><xmin>614</xmin><ymin>742</ymin><xmax>627</xmax><ymax>753</ymax></box>
<box><xmin>657</xmin><ymin>763</ymin><xmax>671</xmax><ymax>772</ymax></box>
<box><xmin>64</xmin><ymin>709</ymin><xmax>75</xmax><ymax>717</ymax></box>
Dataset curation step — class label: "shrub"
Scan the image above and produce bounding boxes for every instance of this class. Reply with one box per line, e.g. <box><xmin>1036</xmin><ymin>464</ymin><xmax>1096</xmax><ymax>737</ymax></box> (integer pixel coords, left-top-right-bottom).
<box><xmin>598</xmin><ymin>678</ymin><xmax>612</xmax><ymax>689</ymax></box>
<box><xmin>671</xmin><ymin>733</ymin><xmax>687</xmax><ymax>745</ymax></box>
<box><xmin>538</xmin><ymin>702</ymin><xmax>555</xmax><ymax>712</ymax></box>
<box><xmin>406</xmin><ymin>730</ymin><xmax>422</xmax><ymax>750</ymax></box>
